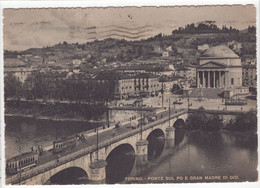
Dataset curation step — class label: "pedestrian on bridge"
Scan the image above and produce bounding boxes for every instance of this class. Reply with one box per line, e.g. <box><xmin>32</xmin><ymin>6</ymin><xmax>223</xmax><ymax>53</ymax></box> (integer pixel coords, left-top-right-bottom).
<box><xmin>112</xmin><ymin>129</ymin><xmax>115</xmax><ymax>136</ymax></box>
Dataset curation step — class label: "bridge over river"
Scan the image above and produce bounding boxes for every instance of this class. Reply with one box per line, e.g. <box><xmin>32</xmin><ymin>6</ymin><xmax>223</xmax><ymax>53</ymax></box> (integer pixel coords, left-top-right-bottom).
<box><xmin>6</xmin><ymin>108</ymin><xmax>244</xmax><ymax>185</ymax></box>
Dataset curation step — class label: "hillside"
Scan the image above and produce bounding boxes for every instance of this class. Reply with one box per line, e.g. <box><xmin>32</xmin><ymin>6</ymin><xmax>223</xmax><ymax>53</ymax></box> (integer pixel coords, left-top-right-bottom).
<box><xmin>4</xmin><ymin>25</ymin><xmax>256</xmax><ymax>68</ymax></box>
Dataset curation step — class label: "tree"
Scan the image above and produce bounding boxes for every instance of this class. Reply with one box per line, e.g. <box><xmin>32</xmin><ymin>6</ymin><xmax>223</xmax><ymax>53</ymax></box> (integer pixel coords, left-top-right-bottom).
<box><xmin>186</xmin><ymin>107</ymin><xmax>208</xmax><ymax>129</ymax></box>
<box><xmin>229</xmin><ymin>110</ymin><xmax>257</xmax><ymax>132</ymax></box>
<box><xmin>4</xmin><ymin>73</ymin><xmax>22</xmax><ymax>101</ymax></box>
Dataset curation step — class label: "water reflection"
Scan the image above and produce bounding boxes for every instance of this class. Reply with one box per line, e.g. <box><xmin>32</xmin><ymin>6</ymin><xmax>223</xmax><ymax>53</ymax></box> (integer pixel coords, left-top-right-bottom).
<box><xmin>174</xmin><ymin>128</ymin><xmax>185</xmax><ymax>146</ymax></box>
<box><xmin>147</xmin><ymin>138</ymin><xmax>165</xmax><ymax>161</ymax></box>
<box><xmin>141</xmin><ymin>130</ymin><xmax>257</xmax><ymax>183</ymax></box>
<box><xmin>147</xmin><ymin>129</ymin><xmax>165</xmax><ymax>161</ymax></box>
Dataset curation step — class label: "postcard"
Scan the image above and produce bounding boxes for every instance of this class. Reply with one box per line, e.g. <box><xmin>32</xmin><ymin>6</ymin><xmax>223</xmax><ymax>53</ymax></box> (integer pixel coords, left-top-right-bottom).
<box><xmin>1</xmin><ymin>1</ymin><xmax>259</xmax><ymax>187</ymax></box>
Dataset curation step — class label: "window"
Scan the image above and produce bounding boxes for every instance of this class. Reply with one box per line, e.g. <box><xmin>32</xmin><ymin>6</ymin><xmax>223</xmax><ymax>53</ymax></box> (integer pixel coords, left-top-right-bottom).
<box><xmin>231</xmin><ymin>78</ymin><xmax>234</xmax><ymax>85</ymax></box>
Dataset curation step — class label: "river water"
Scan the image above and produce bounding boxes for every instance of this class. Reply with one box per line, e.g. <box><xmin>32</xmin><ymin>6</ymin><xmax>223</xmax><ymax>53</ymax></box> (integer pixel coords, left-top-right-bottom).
<box><xmin>5</xmin><ymin>116</ymin><xmax>102</xmax><ymax>159</ymax></box>
<box><xmin>5</xmin><ymin>117</ymin><xmax>258</xmax><ymax>184</ymax></box>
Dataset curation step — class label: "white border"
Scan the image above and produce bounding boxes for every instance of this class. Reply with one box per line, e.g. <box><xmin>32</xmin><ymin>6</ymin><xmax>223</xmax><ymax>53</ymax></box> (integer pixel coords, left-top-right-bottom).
<box><xmin>0</xmin><ymin>1</ymin><xmax>259</xmax><ymax>188</ymax></box>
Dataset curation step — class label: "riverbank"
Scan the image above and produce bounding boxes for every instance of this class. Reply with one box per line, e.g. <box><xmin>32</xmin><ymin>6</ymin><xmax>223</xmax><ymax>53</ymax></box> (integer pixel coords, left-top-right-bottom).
<box><xmin>5</xmin><ymin>100</ymin><xmax>107</xmax><ymax>122</ymax></box>
<box><xmin>4</xmin><ymin>113</ymin><xmax>107</xmax><ymax>123</ymax></box>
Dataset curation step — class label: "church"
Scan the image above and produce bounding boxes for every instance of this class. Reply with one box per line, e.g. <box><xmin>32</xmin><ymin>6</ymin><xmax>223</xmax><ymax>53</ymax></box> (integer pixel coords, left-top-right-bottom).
<box><xmin>196</xmin><ymin>45</ymin><xmax>249</xmax><ymax>98</ymax></box>
<box><xmin>196</xmin><ymin>45</ymin><xmax>242</xmax><ymax>89</ymax></box>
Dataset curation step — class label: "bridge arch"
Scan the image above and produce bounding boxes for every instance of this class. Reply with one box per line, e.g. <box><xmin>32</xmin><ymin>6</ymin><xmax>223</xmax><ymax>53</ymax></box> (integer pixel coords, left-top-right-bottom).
<box><xmin>46</xmin><ymin>166</ymin><xmax>89</xmax><ymax>185</ymax></box>
<box><xmin>146</xmin><ymin>128</ymin><xmax>165</xmax><ymax>140</ymax></box>
<box><xmin>146</xmin><ymin>128</ymin><xmax>165</xmax><ymax>161</ymax></box>
<box><xmin>106</xmin><ymin>143</ymin><xmax>135</xmax><ymax>160</ymax></box>
<box><xmin>106</xmin><ymin>143</ymin><xmax>135</xmax><ymax>184</ymax></box>
<box><xmin>173</xmin><ymin>118</ymin><xmax>185</xmax><ymax>128</ymax></box>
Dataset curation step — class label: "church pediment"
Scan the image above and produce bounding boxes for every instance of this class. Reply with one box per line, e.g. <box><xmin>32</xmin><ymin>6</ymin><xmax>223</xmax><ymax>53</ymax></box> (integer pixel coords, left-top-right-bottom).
<box><xmin>199</xmin><ymin>61</ymin><xmax>226</xmax><ymax>68</ymax></box>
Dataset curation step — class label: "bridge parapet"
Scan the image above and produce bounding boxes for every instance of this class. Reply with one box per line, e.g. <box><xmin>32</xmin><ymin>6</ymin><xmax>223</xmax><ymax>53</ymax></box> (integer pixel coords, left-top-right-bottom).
<box><xmin>188</xmin><ymin>109</ymin><xmax>247</xmax><ymax>115</ymax></box>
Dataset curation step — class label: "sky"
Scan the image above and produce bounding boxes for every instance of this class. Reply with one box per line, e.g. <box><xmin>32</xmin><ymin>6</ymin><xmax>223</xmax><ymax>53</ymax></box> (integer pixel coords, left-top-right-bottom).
<box><xmin>3</xmin><ymin>5</ymin><xmax>256</xmax><ymax>51</ymax></box>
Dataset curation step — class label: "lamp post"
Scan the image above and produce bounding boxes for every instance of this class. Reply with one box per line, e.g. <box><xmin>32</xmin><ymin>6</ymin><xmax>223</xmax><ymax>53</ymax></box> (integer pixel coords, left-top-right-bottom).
<box><xmin>187</xmin><ymin>93</ymin><xmax>190</xmax><ymax>110</ymax></box>
<box><xmin>168</xmin><ymin>99</ymin><xmax>171</xmax><ymax>127</ymax></box>
<box><xmin>15</xmin><ymin>136</ymin><xmax>22</xmax><ymax>184</ymax></box>
<box><xmin>161</xmin><ymin>82</ymin><xmax>164</xmax><ymax>108</ymax></box>
<box><xmin>140</xmin><ymin>100</ymin><xmax>143</xmax><ymax>140</ymax></box>
<box><xmin>96</xmin><ymin>124</ymin><xmax>99</xmax><ymax>160</ymax></box>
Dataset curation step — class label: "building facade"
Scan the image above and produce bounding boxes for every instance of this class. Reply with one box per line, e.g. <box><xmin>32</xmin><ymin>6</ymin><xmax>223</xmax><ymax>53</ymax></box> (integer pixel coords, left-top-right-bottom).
<box><xmin>242</xmin><ymin>64</ymin><xmax>256</xmax><ymax>88</ymax></box>
<box><xmin>134</xmin><ymin>73</ymin><xmax>161</xmax><ymax>97</ymax></box>
<box><xmin>196</xmin><ymin>45</ymin><xmax>242</xmax><ymax>89</ymax></box>
<box><xmin>175</xmin><ymin>67</ymin><xmax>196</xmax><ymax>83</ymax></box>
<box><xmin>94</xmin><ymin>71</ymin><xmax>161</xmax><ymax>99</ymax></box>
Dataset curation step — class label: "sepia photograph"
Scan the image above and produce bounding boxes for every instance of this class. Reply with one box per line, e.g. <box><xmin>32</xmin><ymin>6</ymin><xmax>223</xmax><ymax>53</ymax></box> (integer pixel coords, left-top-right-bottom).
<box><xmin>1</xmin><ymin>1</ymin><xmax>258</xmax><ymax>186</ymax></box>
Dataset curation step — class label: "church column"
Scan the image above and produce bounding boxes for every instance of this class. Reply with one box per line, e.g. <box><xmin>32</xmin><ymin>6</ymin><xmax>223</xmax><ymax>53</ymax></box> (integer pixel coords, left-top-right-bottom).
<box><xmin>215</xmin><ymin>71</ymin><xmax>218</xmax><ymax>88</ymax></box>
<box><xmin>219</xmin><ymin>71</ymin><xmax>222</xmax><ymax>88</ymax></box>
<box><xmin>197</xmin><ymin>71</ymin><xmax>200</xmax><ymax>88</ymax></box>
<box><xmin>213</xmin><ymin>71</ymin><xmax>216</xmax><ymax>88</ymax></box>
<box><xmin>221</xmin><ymin>71</ymin><xmax>223</xmax><ymax>88</ymax></box>
<box><xmin>207</xmin><ymin>71</ymin><xmax>210</xmax><ymax>88</ymax></box>
<box><xmin>202</xmin><ymin>71</ymin><xmax>205</xmax><ymax>88</ymax></box>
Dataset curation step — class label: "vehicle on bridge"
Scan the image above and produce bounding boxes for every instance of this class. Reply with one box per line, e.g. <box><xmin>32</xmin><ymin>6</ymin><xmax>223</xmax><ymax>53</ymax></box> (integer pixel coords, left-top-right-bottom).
<box><xmin>129</xmin><ymin>119</ymin><xmax>139</xmax><ymax>129</ymax></box>
<box><xmin>6</xmin><ymin>151</ymin><xmax>39</xmax><ymax>175</ymax></box>
<box><xmin>53</xmin><ymin>135</ymin><xmax>78</xmax><ymax>153</ymax></box>
<box><xmin>173</xmin><ymin>100</ymin><xmax>183</xmax><ymax>105</ymax></box>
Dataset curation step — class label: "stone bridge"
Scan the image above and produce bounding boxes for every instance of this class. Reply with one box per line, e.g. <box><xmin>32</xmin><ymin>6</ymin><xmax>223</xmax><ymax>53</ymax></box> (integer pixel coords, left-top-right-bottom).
<box><xmin>6</xmin><ymin>109</ymin><xmax>188</xmax><ymax>185</ymax></box>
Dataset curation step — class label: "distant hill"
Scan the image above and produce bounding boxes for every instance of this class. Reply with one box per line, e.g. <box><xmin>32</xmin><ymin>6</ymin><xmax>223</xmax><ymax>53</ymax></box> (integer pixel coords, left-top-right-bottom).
<box><xmin>172</xmin><ymin>21</ymin><xmax>239</xmax><ymax>34</ymax></box>
<box><xmin>4</xmin><ymin>25</ymin><xmax>256</xmax><ymax>68</ymax></box>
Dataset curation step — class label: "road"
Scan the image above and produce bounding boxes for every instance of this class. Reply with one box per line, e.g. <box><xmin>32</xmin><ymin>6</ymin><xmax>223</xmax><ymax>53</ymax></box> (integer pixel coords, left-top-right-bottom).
<box><xmin>117</xmin><ymin>92</ymin><xmax>257</xmax><ymax>112</ymax></box>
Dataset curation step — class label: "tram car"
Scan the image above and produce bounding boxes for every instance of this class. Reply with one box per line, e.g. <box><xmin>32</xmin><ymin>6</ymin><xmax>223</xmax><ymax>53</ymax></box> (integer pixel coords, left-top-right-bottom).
<box><xmin>6</xmin><ymin>151</ymin><xmax>39</xmax><ymax>175</ymax></box>
<box><xmin>53</xmin><ymin>135</ymin><xmax>78</xmax><ymax>153</ymax></box>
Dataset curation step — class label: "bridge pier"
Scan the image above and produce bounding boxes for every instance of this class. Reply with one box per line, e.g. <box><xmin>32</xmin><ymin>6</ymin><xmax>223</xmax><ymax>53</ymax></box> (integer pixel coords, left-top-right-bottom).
<box><xmin>166</xmin><ymin>127</ymin><xmax>175</xmax><ymax>139</ymax></box>
<box><xmin>136</xmin><ymin>140</ymin><xmax>149</xmax><ymax>156</ymax></box>
<box><xmin>89</xmin><ymin>160</ymin><xmax>107</xmax><ymax>183</ymax></box>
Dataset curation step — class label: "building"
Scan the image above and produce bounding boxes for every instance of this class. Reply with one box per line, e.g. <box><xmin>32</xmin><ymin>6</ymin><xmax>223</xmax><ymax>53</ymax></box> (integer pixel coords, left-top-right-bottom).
<box><xmin>94</xmin><ymin>71</ymin><xmax>161</xmax><ymax>99</ymax></box>
<box><xmin>116</xmin><ymin>63</ymin><xmax>174</xmax><ymax>77</ymax></box>
<box><xmin>162</xmin><ymin>51</ymin><xmax>169</xmax><ymax>58</ymax></box>
<box><xmin>134</xmin><ymin>73</ymin><xmax>161</xmax><ymax>97</ymax></box>
<box><xmin>94</xmin><ymin>71</ymin><xmax>135</xmax><ymax>99</ymax></box>
<box><xmin>242</xmin><ymin>64</ymin><xmax>256</xmax><ymax>88</ymax></box>
<box><xmin>72</xmin><ymin>59</ymin><xmax>82</xmax><ymax>66</ymax></box>
<box><xmin>197</xmin><ymin>44</ymin><xmax>209</xmax><ymax>52</ymax></box>
<box><xmin>196</xmin><ymin>45</ymin><xmax>242</xmax><ymax>89</ymax></box>
<box><xmin>175</xmin><ymin>66</ymin><xmax>196</xmax><ymax>82</ymax></box>
<box><xmin>227</xmin><ymin>40</ymin><xmax>242</xmax><ymax>53</ymax></box>
<box><xmin>4</xmin><ymin>58</ymin><xmax>36</xmax><ymax>83</ymax></box>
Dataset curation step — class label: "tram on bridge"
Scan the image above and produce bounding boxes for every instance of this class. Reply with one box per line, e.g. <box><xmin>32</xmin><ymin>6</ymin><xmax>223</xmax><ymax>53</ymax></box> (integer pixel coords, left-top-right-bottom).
<box><xmin>6</xmin><ymin>135</ymin><xmax>81</xmax><ymax>175</ymax></box>
<box><xmin>6</xmin><ymin>151</ymin><xmax>39</xmax><ymax>175</ymax></box>
<box><xmin>53</xmin><ymin>135</ymin><xmax>78</xmax><ymax>153</ymax></box>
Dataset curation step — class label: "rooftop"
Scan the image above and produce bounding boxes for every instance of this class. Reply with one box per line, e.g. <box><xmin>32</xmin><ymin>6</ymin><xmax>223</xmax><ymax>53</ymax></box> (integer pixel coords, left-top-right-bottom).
<box><xmin>134</xmin><ymin>73</ymin><xmax>158</xmax><ymax>79</ymax></box>
<box><xmin>94</xmin><ymin>71</ymin><xmax>132</xmax><ymax>80</ymax></box>
<box><xmin>201</xmin><ymin>45</ymin><xmax>239</xmax><ymax>58</ymax></box>
<box><xmin>4</xmin><ymin>58</ymin><xmax>26</xmax><ymax>67</ymax></box>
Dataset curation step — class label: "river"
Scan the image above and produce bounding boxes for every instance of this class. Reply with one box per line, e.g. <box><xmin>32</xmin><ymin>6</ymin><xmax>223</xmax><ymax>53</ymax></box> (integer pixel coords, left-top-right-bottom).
<box><xmin>5</xmin><ymin>116</ymin><xmax>102</xmax><ymax>159</ymax></box>
<box><xmin>5</xmin><ymin>117</ymin><xmax>258</xmax><ymax>184</ymax></box>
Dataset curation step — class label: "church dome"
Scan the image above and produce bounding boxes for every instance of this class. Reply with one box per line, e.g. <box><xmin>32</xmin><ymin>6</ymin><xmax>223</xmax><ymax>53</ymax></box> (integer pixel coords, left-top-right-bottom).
<box><xmin>201</xmin><ymin>45</ymin><xmax>239</xmax><ymax>58</ymax></box>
